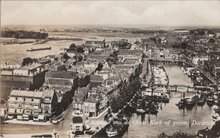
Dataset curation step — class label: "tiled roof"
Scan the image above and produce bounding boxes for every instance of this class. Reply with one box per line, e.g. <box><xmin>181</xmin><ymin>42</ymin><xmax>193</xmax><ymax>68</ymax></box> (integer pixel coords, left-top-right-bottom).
<box><xmin>1</xmin><ymin>80</ymin><xmax>31</xmax><ymax>89</ymax></box>
<box><xmin>10</xmin><ymin>90</ymin><xmax>43</xmax><ymax>98</ymax></box>
<box><xmin>46</xmin><ymin>79</ymin><xmax>73</xmax><ymax>86</ymax></box>
<box><xmin>72</xmin><ymin>116</ymin><xmax>83</xmax><ymax>123</ymax></box>
<box><xmin>43</xmin><ymin>89</ymin><xmax>55</xmax><ymax>98</ymax></box>
<box><xmin>124</xmin><ymin>59</ymin><xmax>138</xmax><ymax>64</ymax></box>
<box><xmin>118</xmin><ymin>49</ymin><xmax>143</xmax><ymax>55</ymax></box>
<box><xmin>85</xmin><ymin>94</ymin><xmax>98</xmax><ymax>103</ymax></box>
<box><xmin>46</xmin><ymin>71</ymin><xmax>77</xmax><ymax>79</ymax></box>
<box><xmin>90</xmin><ymin>75</ymin><xmax>104</xmax><ymax>82</ymax></box>
<box><xmin>17</xmin><ymin>63</ymin><xmax>43</xmax><ymax>70</ymax></box>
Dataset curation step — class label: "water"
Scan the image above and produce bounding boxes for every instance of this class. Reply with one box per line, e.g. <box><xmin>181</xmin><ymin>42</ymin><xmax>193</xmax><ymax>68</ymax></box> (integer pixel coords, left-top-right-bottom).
<box><xmin>125</xmin><ymin>65</ymin><xmax>215</xmax><ymax>138</ymax></box>
<box><xmin>1</xmin><ymin>40</ymin><xmax>74</xmax><ymax>64</ymax></box>
<box><xmin>1</xmin><ymin>35</ymin><xmax>143</xmax><ymax>65</ymax></box>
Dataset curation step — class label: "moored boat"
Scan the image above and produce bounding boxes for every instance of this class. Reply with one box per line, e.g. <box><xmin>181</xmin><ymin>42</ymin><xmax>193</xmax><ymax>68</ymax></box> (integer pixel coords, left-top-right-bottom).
<box><xmin>197</xmin><ymin>97</ymin><xmax>206</xmax><ymax>106</ymax></box>
<box><xmin>27</xmin><ymin>46</ymin><xmax>51</xmax><ymax>52</ymax></box>
<box><xmin>185</xmin><ymin>98</ymin><xmax>196</xmax><ymax>108</ymax></box>
<box><xmin>207</xmin><ymin>96</ymin><xmax>215</xmax><ymax>106</ymax></box>
<box><xmin>106</xmin><ymin>116</ymin><xmax>129</xmax><ymax>137</ymax></box>
<box><xmin>176</xmin><ymin>98</ymin><xmax>188</xmax><ymax>109</ymax></box>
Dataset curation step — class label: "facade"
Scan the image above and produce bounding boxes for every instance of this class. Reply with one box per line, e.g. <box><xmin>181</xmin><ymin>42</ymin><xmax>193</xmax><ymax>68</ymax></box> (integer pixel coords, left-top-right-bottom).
<box><xmin>83</xmin><ymin>94</ymin><xmax>99</xmax><ymax>117</ymax></box>
<box><xmin>72</xmin><ymin>87</ymin><xmax>88</xmax><ymax>114</ymax></box>
<box><xmin>90</xmin><ymin>75</ymin><xmax>104</xmax><ymax>88</ymax></box>
<box><xmin>44</xmin><ymin>71</ymin><xmax>78</xmax><ymax>111</ymax></box>
<box><xmin>71</xmin><ymin>116</ymin><xmax>84</xmax><ymax>133</ymax></box>
<box><xmin>7</xmin><ymin>89</ymin><xmax>57</xmax><ymax>121</ymax></box>
<box><xmin>1</xmin><ymin>63</ymin><xmax>47</xmax><ymax>99</ymax></box>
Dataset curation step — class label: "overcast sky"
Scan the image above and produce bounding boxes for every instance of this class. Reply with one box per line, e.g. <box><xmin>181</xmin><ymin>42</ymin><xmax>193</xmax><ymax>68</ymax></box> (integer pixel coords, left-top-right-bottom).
<box><xmin>1</xmin><ymin>0</ymin><xmax>220</xmax><ymax>27</ymax></box>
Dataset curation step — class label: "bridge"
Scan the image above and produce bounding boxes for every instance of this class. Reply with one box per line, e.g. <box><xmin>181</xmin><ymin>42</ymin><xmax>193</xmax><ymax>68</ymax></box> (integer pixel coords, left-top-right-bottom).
<box><xmin>167</xmin><ymin>84</ymin><xmax>214</xmax><ymax>93</ymax></box>
<box><xmin>149</xmin><ymin>58</ymin><xmax>217</xmax><ymax>86</ymax></box>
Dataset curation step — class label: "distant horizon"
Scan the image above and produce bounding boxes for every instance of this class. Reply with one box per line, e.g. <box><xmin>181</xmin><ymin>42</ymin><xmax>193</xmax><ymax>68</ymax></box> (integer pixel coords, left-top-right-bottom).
<box><xmin>2</xmin><ymin>24</ymin><xmax>220</xmax><ymax>30</ymax></box>
<box><xmin>2</xmin><ymin>1</ymin><xmax>220</xmax><ymax>27</ymax></box>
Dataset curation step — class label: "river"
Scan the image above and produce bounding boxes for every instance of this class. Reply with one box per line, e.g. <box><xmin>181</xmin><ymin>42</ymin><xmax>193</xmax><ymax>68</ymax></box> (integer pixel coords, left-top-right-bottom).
<box><xmin>124</xmin><ymin>65</ymin><xmax>215</xmax><ymax>138</ymax></box>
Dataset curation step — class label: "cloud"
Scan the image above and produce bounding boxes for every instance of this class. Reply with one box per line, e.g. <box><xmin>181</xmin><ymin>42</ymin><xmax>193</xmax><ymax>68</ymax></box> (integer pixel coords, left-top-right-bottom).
<box><xmin>1</xmin><ymin>1</ymin><xmax>220</xmax><ymax>26</ymax></box>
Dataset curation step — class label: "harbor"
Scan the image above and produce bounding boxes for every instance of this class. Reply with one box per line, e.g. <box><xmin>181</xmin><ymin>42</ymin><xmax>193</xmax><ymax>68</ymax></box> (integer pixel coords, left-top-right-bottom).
<box><xmin>125</xmin><ymin>64</ymin><xmax>216</xmax><ymax>137</ymax></box>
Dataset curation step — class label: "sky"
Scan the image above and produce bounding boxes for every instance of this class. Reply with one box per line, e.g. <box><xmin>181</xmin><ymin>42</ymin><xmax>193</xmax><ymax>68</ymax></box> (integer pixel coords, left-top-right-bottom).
<box><xmin>1</xmin><ymin>0</ymin><xmax>220</xmax><ymax>27</ymax></box>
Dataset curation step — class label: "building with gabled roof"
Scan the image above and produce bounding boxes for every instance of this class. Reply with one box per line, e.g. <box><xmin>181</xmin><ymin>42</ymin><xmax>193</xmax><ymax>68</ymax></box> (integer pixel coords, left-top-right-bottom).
<box><xmin>1</xmin><ymin>63</ymin><xmax>47</xmax><ymax>100</ymax></box>
<box><xmin>90</xmin><ymin>75</ymin><xmax>104</xmax><ymax>88</ymax></box>
<box><xmin>83</xmin><ymin>94</ymin><xmax>100</xmax><ymax>117</ymax></box>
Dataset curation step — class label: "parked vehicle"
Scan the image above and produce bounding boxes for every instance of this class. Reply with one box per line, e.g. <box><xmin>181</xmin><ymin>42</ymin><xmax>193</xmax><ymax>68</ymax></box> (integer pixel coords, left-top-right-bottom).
<box><xmin>207</xmin><ymin>96</ymin><xmax>215</xmax><ymax>106</ymax></box>
<box><xmin>52</xmin><ymin>115</ymin><xmax>64</xmax><ymax>124</ymax></box>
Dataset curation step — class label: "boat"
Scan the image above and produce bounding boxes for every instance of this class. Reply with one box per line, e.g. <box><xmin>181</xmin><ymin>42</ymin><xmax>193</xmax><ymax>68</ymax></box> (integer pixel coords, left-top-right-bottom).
<box><xmin>144</xmin><ymin>101</ymin><xmax>159</xmax><ymax>115</ymax></box>
<box><xmin>197</xmin><ymin>97</ymin><xmax>206</xmax><ymax>106</ymax></box>
<box><xmin>160</xmin><ymin>94</ymin><xmax>170</xmax><ymax>103</ymax></box>
<box><xmin>176</xmin><ymin>98</ymin><xmax>189</xmax><ymax>109</ymax></box>
<box><xmin>106</xmin><ymin>115</ymin><xmax>129</xmax><ymax>137</ymax></box>
<box><xmin>185</xmin><ymin>98</ymin><xmax>196</xmax><ymax>108</ymax></box>
<box><xmin>191</xmin><ymin>95</ymin><xmax>200</xmax><ymax>102</ymax></box>
<box><xmin>214</xmin><ymin>108</ymin><xmax>220</xmax><ymax>114</ymax></box>
<box><xmin>136</xmin><ymin>99</ymin><xmax>146</xmax><ymax>114</ymax></box>
<box><xmin>207</xmin><ymin>96</ymin><xmax>215</xmax><ymax>106</ymax></box>
<box><xmin>27</xmin><ymin>46</ymin><xmax>51</xmax><ymax>52</ymax></box>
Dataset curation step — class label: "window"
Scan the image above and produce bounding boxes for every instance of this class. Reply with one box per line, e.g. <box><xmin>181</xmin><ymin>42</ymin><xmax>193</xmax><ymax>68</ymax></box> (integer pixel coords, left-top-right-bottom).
<box><xmin>15</xmin><ymin>97</ymin><xmax>18</xmax><ymax>100</ymax></box>
<box><xmin>31</xmin><ymin>99</ymin><xmax>34</xmax><ymax>102</ymax></box>
<box><xmin>33</xmin><ymin>105</ymin><xmax>39</xmax><ymax>109</ymax></box>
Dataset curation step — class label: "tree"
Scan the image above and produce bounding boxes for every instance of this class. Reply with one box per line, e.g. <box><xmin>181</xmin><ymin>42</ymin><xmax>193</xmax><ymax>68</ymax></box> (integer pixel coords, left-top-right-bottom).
<box><xmin>22</xmin><ymin>57</ymin><xmax>33</xmax><ymax>66</ymax></box>
<box><xmin>96</xmin><ymin>63</ymin><xmax>103</xmax><ymax>71</ymax></box>
<box><xmin>76</xmin><ymin>47</ymin><xmax>84</xmax><ymax>53</ymax></box>
<box><xmin>69</xmin><ymin>43</ymin><xmax>77</xmax><ymax>50</ymax></box>
<box><xmin>77</xmin><ymin>55</ymin><xmax>83</xmax><ymax>62</ymax></box>
<box><xmin>181</xmin><ymin>42</ymin><xmax>188</xmax><ymax>49</ymax></box>
<box><xmin>110</xmin><ymin>97</ymin><xmax>121</xmax><ymax>113</ymax></box>
<box><xmin>63</xmin><ymin>53</ymin><xmax>70</xmax><ymax>60</ymax></box>
<box><xmin>209</xmin><ymin>38</ymin><xmax>215</xmax><ymax>44</ymax></box>
<box><xmin>57</xmin><ymin>65</ymin><xmax>67</xmax><ymax>71</ymax></box>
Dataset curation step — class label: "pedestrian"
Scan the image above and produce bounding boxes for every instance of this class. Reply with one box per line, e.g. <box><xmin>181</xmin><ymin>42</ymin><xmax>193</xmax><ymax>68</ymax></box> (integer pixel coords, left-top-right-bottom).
<box><xmin>189</xmin><ymin>118</ymin><xmax>192</xmax><ymax>128</ymax></box>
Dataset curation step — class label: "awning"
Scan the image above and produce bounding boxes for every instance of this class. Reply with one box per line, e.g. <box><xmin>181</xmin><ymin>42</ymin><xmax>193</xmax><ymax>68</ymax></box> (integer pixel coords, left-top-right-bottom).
<box><xmin>22</xmin><ymin>114</ymin><xmax>29</xmax><ymax>117</ymax></box>
<box><xmin>24</xmin><ymin>109</ymin><xmax>32</xmax><ymax>115</ymax></box>
<box><xmin>16</xmin><ymin>109</ymin><xmax>24</xmax><ymax>114</ymax></box>
<box><xmin>8</xmin><ymin>108</ymin><xmax>15</xmax><ymax>114</ymax></box>
<box><xmin>17</xmin><ymin>115</ymin><xmax>22</xmax><ymax>120</ymax></box>
<box><xmin>38</xmin><ymin>115</ymin><xmax>45</xmax><ymax>120</ymax></box>
<box><xmin>33</xmin><ymin>109</ymin><xmax>42</xmax><ymax>113</ymax></box>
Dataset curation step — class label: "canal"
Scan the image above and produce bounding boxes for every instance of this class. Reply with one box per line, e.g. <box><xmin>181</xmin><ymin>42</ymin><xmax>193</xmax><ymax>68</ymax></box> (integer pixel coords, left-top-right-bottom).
<box><xmin>124</xmin><ymin>65</ymin><xmax>215</xmax><ymax>138</ymax></box>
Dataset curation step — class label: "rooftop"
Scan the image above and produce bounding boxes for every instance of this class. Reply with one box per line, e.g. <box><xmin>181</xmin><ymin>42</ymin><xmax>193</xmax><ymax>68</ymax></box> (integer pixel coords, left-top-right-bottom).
<box><xmin>16</xmin><ymin>63</ymin><xmax>43</xmax><ymax>70</ymax></box>
<box><xmin>10</xmin><ymin>90</ymin><xmax>43</xmax><ymax>98</ymax></box>
<box><xmin>118</xmin><ymin>49</ymin><xmax>143</xmax><ymax>55</ymax></box>
<box><xmin>1</xmin><ymin>80</ymin><xmax>31</xmax><ymax>89</ymax></box>
<box><xmin>46</xmin><ymin>71</ymin><xmax>77</xmax><ymax>79</ymax></box>
<box><xmin>90</xmin><ymin>75</ymin><xmax>104</xmax><ymax>82</ymax></box>
<box><xmin>85</xmin><ymin>94</ymin><xmax>98</xmax><ymax>103</ymax></box>
<box><xmin>45</xmin><ymin>79</ymin><xmax>73</xmax><ymax>86</ymax></box>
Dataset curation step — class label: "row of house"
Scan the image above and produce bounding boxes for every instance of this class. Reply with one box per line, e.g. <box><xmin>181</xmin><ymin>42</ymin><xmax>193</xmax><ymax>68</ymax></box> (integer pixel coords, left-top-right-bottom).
<box><xmin>72</xmin><ymin>46</ymin><xmax>144</xmax><ymax>117</ymax></box>
<box><xmin>7</xmin><ymin>89</ymin><xmax>57</xmax><ymax>121</ymax></box>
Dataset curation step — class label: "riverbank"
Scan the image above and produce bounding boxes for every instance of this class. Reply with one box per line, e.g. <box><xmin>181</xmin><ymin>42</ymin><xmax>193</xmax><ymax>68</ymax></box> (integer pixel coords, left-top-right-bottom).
<box><xmin>126</xmin><ymin>64</ymin><xmax>215</xmax><ymax>137</ymax></box>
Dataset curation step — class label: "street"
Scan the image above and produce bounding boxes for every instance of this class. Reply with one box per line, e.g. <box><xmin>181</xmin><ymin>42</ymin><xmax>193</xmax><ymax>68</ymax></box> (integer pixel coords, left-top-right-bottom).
<box><xmin>1</xmin><ymin>104</ymin><xmax>74</xmax><ymax>138</ymax></box>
